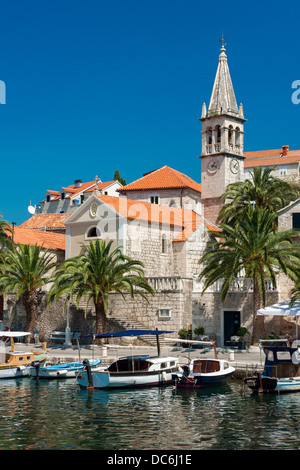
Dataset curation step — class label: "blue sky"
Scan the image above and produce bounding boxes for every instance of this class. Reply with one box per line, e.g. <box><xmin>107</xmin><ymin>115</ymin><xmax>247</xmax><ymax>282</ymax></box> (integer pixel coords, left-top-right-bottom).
<box><xmin>1</xmin><ymin>0</ymin><xmax>300</xmax><ymax>225</ymax></box>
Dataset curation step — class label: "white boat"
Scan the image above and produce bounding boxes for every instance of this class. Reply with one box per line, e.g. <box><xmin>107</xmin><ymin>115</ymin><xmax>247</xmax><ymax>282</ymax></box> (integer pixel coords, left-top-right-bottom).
<box><xmin>165</xmin><ymin>337</ymin><xmax>235</xmax><ymax>389</ymax></box>
<box><xmin>77</xmin><ymin>355</ymin><xmax>179</xmax><ymax>389</ymax></box>
<box><xmin>172</xmin><ymin>358</ymin><xmax>235</xmax><ymax>389</ymax></box>
<box><xmin>77</xmin><ymin>329</ymin><xmax>178</xmax><ymax>390</ymax></box>
<box><xmin>0</xmin><ymin>332</ymin><xmax>47</xmax><ymax>379</ymax></box>
<box><xmin>30</xmin><ymin>359</ymin><xmax>101</xmax><ymax>379</ymax></box>
<box><xmin>244</xmin><ymin>345</ymin><xmax>300</xmax><ymax>393</ymax></box>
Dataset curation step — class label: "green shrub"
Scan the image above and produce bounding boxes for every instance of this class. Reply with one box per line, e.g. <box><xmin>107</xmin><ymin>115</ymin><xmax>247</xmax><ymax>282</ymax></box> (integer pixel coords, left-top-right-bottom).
<box><xmin>237</xmin><ymin>327</ymin><xmax>249</xmax><ymax>338</ymax></box>
<box><xmin>266</xmin><ymin>332</ymin><xmax>277</xmax><ymax>339</ymax></box>
<box><xmin>194</xmin><ymin>326</ymin><xmax>205</xmax><ymax>336</ymax></box>
<box><xmin>178</xmin><ymin>328</ymin><xmax>188</xmax><ymax>339</ymax></box>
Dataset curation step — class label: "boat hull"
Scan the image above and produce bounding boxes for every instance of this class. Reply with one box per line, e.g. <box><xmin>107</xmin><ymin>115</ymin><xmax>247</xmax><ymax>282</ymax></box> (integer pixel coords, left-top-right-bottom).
<box><xmin>30</xmin><ymin>360</ymin><xmax>101</xmax><ymax>379</ymax></box>
<box><xmin>244</xmin><ymin>375</ymin><xmax>300</xmax><ymax>393</ymax></box>
<box><xmin>172</xmin><ymin>370</ymin><xmax>234</xmax><ymax>389</ymax></box>
<box><xmin>0</xmin><ymin>366</ymin><xmax>30</xmax><ymax>379</ymax></box>
<box><xmin>77</xmin><ymin>369</ymin><xmax>174</xmax><ymax>389</ymax></box>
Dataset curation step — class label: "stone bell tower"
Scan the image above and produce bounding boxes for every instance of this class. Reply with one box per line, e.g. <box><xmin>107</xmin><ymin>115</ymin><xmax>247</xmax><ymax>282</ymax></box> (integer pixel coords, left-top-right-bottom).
<box><xmin>199</xmin><ymin>39</ymin><xmax>246</xmax><ymax>225</ymax></box>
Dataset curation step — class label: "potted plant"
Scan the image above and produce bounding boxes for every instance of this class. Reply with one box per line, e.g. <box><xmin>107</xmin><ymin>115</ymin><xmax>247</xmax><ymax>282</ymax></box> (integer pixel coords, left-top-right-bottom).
<box><xmin>193</xmin><ymin>326</ymin><xmax>206</xmax><ymax>349</ymax></box>
<box><xmin>236</xmin><ymin>327</ymin><xmax>249</xmax><ymax>350</ymax></box>
<box><xmin>178</xmin><ymin>328</ymin><xmax>188</xmax><ymax>339</ymax></box>
<box><xmin>178</xmin><ymin>328</ymin><xmax>189</xmax><ymax>348</ymax></box>
<box><xmin>194</xmin><ymin>326</ymin><xmax>205</xmax><ymax>337</ymax></box>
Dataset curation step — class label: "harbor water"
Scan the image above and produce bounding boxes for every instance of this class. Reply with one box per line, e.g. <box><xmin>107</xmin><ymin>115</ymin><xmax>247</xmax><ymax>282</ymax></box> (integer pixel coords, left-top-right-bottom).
<box><xmin>1</xmin><ymin>377</ymin><xmax>300</xmax><ymax>450</ymax></box>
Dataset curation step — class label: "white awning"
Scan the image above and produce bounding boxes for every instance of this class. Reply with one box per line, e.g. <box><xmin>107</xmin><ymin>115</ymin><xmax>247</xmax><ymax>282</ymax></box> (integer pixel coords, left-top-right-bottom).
<box><xmin>257</xmin><ymin>300</ymin><xmax>300</xmax><ymax>316</ymax></box>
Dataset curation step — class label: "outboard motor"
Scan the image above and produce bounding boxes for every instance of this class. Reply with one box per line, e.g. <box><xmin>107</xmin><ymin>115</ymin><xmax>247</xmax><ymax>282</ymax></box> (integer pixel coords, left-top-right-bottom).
<box><xmin>83</xmin><ymin>359</ymin><xmax>94</xmax><ymax>390</ymax></box>
<box><xmin>31</xmin><ymin>361</ymin><xmax>41</xmax><ymax>379</ymax></box>
<box><xmin>182</xmin><ymin>365</ymin><xmax>190</xmax><ymax>378</ymax></box>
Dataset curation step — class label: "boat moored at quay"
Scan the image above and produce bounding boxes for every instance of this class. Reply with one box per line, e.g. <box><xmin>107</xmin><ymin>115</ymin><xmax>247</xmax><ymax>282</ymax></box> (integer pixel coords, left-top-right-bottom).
<box><xmin>77</xmin><ymin>355</ymin><xmax>179</xmax><ymax>389</ymax></box>
<box><xmin>0</xmin><ymin>332</ymin><xmax>47</xmax><ymax>379</ymax></box>
<box><xmin>30</xmin><ymin>359</ymin><xmax>101</xmax><ymax>379</ymax></box>
<box><xmin>76</xmin><ymin>329</ymin><xmax>180</xmax><ymax>390</ymax></box>
<box><xmin>172</xmin><ymin>357</ymin><xmax>235</xmax><ymax>389</ymax></box>
<box><xmin>244</xmin><ymin>344</ymin><xmax>300</xmax><ymax>393</ymax></box>
<box><xmin>168</xmin><ymin>338</ymin><xmax>235</xmax><ymax>389</ymax></box>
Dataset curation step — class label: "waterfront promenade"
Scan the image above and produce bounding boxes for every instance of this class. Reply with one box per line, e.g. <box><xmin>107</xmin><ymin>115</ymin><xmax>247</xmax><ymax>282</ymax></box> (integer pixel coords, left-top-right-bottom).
<box><xmin>14</xmin><ymin>340</ymin><xmax>266</xmax><ymax>378</ymax></box>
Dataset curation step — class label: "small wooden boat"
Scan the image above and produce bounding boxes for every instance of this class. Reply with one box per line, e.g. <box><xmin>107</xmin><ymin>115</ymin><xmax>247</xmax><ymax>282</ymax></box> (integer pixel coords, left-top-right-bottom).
<box><xmin>30</xmin><ymin>359</ymin><xmax>101</xmax><ymax>379</ymax></box>
<box><xmin>165</xmin><ymin>337</ymin><xmax>235</xmax><ymax>389</ymax></box>
<box><xmin>172</xmin><ymin>358</ymin><xmax>235</xmax><ymax>389</ymax></box>
<box><xmin>77</xmin><ymin>355</ymin><xmax>179</xmax><ymax>389</ymax></box>
<box><xmin>0</xmin><ymin>332</ymin><xmax>47</xmax><ymax>379</ymax></box>
<box><xmin>244</xmin><ymin>345</ymin><xmax>300</xmax><ymax>393</ymax></box>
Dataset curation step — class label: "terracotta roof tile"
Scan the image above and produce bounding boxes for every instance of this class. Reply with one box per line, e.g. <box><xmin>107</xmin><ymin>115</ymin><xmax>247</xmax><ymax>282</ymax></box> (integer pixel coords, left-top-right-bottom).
<box><xmin>118</xmin><ymin>166</ymin><xmax>201</xmax><ymax>193</ymax></box>
<box><xmin>244</xmin><ymin>148</ymin><xmax>300</xmax><ymax>167</ymax></box>
<box><xmin>96</xmin><ymin>195</ymin><xmax>219</xmax><ymax>241</ymax></box>
<box><xmin>20</xmin><ymin>213</ymin><xmax>71</xmax><ymax>230</ymax></box>
<box><xmin>7</xmin><ymin>226</ymin><xmax>65</xmax><ymax>251</ymax></box>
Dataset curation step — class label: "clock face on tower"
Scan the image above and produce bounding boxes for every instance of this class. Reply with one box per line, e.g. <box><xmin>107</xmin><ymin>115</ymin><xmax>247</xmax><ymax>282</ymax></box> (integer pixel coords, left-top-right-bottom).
<box><xmin>207</xmin><ymin>159</ymin><xmax>219</xmax><ymax>174</ymax></box>
<box><xmin>230</xmin><ymin>158</ymin><xmax>239</xmax><ymax>174</ymax></box>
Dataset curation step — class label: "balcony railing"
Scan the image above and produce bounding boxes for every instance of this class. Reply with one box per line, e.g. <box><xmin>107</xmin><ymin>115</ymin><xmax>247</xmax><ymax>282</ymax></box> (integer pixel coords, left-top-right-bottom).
<box><xmin>145</xmin><ymin>276</ymin><xmax>192</xmax><ymax>292</ymax></box>
<box><xmin>193</xmin><ymin>276</ymin><xmax>278</xmax><ymax>293</ymax></box>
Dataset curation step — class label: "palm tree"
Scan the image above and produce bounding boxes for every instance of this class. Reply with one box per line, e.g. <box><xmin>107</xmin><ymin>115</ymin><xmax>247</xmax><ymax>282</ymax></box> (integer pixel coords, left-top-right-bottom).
<box><xmin>0</xmin><ymin>216</ymin><xmax>12</xmax><ymax>243</ymax></box>
<box><xmin>0</xmin><ymin>244</ymin><xmax>57</xmax><ymax>340</ymax></box>
<box><xmin>290</xmin><ymin>280</ymin><xmax>300</xmax><ymax>306</ymax></box>
<box><xmin>198</xmin><ymin>208</ymin><xmax>300</xmax><ymax>344</ymax></box>
<box><xmin>0</xmin><ymin>215</ymin><xmax>13</xmax><ymax>322</ymax></box>
<box><xmin>48</xmin><ymin>239</ymin><xmax>155</xmax><ymax>335</ymax></box>
<box><xmin>218</xmin><ymin>167</ymin><xmax>299</xmax><ymax>226</ymax></box>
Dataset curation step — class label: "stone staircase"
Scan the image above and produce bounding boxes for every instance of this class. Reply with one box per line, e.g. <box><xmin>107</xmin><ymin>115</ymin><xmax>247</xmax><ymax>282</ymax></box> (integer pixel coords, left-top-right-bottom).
<box><xmin>73</xmin><ymin>297</ymin><xmax>174</xmax><ymax>348</ymax></box>
<box><xmin>109</xmin><ymin>318</ymin><xmax>173</xmax><ymax>348</ymax></box>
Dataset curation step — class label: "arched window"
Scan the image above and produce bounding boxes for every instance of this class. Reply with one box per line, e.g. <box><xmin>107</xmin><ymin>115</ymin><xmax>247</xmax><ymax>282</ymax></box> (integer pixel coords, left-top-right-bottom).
<box><xmin>207</xmin><ymin>127</ymin><xmax>212</xmax><ymax>144</ymax></box>
<box><xmin>215</xmin><ymin>125</ymin><xmax>221</xmax><ymax>143</ymax></box>
<box><xmin>228</xmin><ymin>125</ymin><xmax>234</xmax><ymax>144</ymax></box>
<box><xmin>235</xmin><ymin>127</ymin><xmax>240</xmax><ymax>146</ymax></box>
<box><xmin>87</xmin><ymin>227</ymin><xmax>99</xmax><ymax>238</ymax></box>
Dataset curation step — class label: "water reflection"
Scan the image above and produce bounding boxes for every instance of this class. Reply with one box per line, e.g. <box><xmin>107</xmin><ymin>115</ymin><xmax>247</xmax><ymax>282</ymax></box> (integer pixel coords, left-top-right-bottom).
<box><xmin>0</xmin><ymin>378</ymin><xmax>300</xmax><ymax>449</ymax></box>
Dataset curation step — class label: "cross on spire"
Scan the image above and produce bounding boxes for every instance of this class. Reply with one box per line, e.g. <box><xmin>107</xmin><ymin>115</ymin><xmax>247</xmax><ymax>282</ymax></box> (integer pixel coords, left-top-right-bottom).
<box><xmin>219</xmin><ymin>33</ymin><xmax>226</xmax><ymax>49</ymax></box>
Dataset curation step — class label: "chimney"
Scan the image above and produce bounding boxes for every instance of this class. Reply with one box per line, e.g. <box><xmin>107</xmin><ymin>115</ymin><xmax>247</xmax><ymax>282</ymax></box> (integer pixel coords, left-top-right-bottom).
<box><xmin>282</xmin><ymin>145</ymin><xmax>289</xmax><ymax>156</ymax></box>
<box><xmin>74</xmin><ymin>179</ymin><xmax>82</xmax><ymax>188</ymax></box>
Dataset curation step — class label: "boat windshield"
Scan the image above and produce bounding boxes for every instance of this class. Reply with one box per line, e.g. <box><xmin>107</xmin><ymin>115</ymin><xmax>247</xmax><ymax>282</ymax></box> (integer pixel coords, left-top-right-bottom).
<box><xmin>108</xmin><ymin>357</ymin><xmax>151</xmax><ymax>372</ymax></box>
<box><xmin>192</xmin><ymin>360</ymin><xmax>220</xmax><ymax>373</ymax></box>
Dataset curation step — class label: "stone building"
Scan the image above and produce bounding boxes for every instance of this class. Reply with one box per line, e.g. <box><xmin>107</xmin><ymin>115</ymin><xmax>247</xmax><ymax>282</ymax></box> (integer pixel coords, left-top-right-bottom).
<box><xmin>244</xmin><ymin>146</ymin><xmax>300</xmax><ymax>184</ymax></box>
<box><xmin>11</xmin><ymin>42</ymin><xmax>300</xmax><ymax>345</ymax></box>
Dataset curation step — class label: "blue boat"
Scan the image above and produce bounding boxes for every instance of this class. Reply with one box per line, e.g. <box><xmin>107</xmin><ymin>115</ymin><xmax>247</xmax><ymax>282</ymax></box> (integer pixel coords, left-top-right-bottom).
<box><xmin>30</xmin><ymin>359</ymin><xmax>101</xmax><ymax>379</ymax></box>
<box><xmin>244</xmin><ymin>346</ymin><xmax>300</xmax><ymax>393</ymax></box>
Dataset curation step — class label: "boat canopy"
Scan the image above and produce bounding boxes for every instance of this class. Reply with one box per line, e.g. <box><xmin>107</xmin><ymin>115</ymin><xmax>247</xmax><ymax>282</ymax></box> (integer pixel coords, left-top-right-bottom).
<box><xmin>85</xmin><ymin>329</ymin><xmax>173</xmax><ymax>338</ymax></box>
<box><xmin>0</xmin><ymin>332</ymin><xmax>31</xmax><ymax>338</ymax></box>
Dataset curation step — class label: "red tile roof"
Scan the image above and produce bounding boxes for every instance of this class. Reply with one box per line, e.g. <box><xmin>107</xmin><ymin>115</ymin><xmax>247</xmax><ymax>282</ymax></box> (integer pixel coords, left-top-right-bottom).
<box><xmin>96</xmin><ymin>195</ymin><xmax>219</xmax><ymax>241</ymax></box>
<box><xmin>7</xmin><ymin>226</ymin><xmax>65</xmax><ymax>251</ymax></box>
<box><xmin>118</xmin><ymin>166</ymin><xmax>201</xmax><ymax>193</ymax></box>
<box><xmin>20</xmin><ymin>213</ymin><xmax>71</xmax><ymax>230</ymax></box>
<box><xmin>244</xmin><ymin>147</ymin><xmax>300</xmax><ymax>168</ymax></box>
<box><xmin>43</xmin><ymin>180</ymin><xmax>118</xmax><ymax>202</ymax></box>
